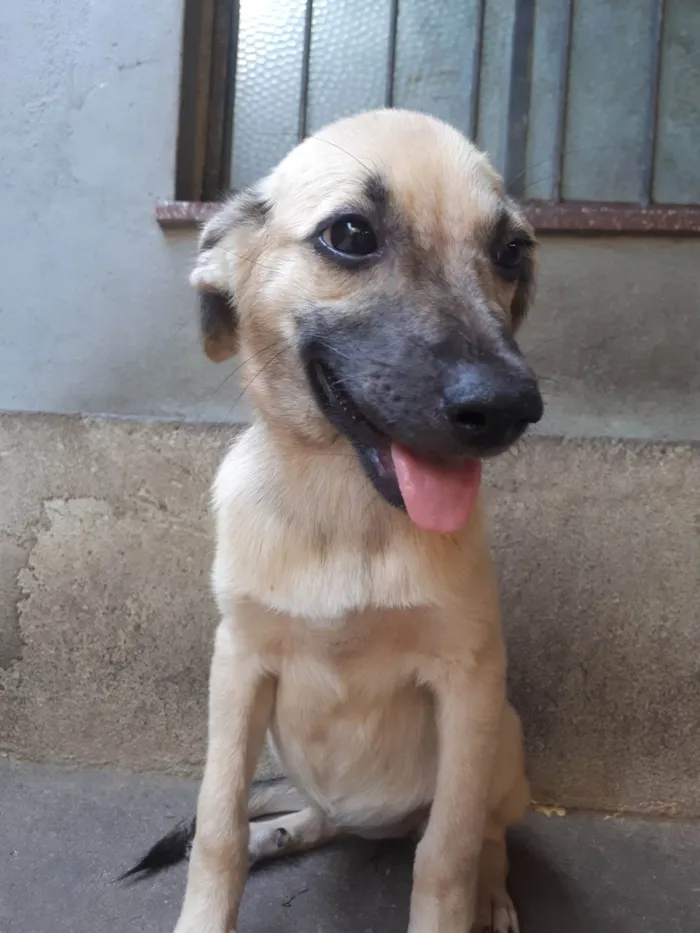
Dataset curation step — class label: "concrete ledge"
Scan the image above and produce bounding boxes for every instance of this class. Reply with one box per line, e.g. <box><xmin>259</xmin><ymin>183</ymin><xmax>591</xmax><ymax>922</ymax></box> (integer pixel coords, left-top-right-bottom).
<box><xmin>1</xmin><ymin>413</ymin><xmax>698</xmax><ymax>814</ymax></box>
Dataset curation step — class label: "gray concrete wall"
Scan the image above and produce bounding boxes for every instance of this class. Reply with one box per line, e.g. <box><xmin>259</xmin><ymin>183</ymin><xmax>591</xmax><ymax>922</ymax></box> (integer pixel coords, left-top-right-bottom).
<box><xmin>1</xmin><ymin>413</ymin><xmax>698</xmax><ymax>816</ymax></box>
<box><xmin>522</xmin><ymin>235</ymin><xmax>700</xmax><ymax>443</ymax></box>
<box><xmin>0</xmin><ymin>0</ymin><xmax>251</xmax><ymax>423</ymax></box>
<box><xmin>0</xmin><ymin>4</ymin><xmax>698</xmax><ymax>438</ymax></box>
<box><xmin>1</xmin><ymin>0</ymin><xmax>699</xmax><ymax>816</ymax></box>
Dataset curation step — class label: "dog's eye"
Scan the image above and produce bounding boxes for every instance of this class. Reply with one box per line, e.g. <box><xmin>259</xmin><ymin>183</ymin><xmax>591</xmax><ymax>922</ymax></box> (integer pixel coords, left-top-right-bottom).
<box><xmin>320</xmin><ymin>215</ymin><xmax>378</xmax><ymax>259</ymax></box>
<box><xmin>493</xmin><ymin>240</ymin><xmax>528</xmax><ymax>271</ymax></box>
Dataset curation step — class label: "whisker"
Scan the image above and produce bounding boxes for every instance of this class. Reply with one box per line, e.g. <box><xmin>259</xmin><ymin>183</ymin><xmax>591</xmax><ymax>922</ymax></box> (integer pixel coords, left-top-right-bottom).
<box><xmin>193</xmin><ymin>338</ymin><xmax>285</xmax><ymax>421</ymax></box>
<box><xmin>220</xmin><ymin>347</ymin><xmax>290</xmax><ymax>426</ymax></box>
<box><xmin>310</xmin><ymin>135</ymin><xmax>378</xmax><ymax>176</ymax></box>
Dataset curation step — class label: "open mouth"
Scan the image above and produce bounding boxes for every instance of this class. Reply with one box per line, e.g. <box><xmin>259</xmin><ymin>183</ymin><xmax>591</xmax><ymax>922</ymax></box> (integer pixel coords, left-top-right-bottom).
<box><xmin>307</xmin><ymin>360</ymin><xmax>401</xmax><ymax>502</ymax></box>
<box><xmin>307</xmin><ymin>360</ymin><xmax>482</xmax><ymax>534</ymax></box>
<box><xmin>309</xmin><ymin>360</ymin><xmax>387</xmax><ymax>451</ymax></box>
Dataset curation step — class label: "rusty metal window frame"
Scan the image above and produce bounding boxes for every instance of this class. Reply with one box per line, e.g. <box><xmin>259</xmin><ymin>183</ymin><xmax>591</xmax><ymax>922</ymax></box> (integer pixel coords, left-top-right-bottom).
<box><xmin>159</xmin><ymin>0</ymin><xmax>700</xmax><ymax>236</ymax></box>
<box><xmin>174</xmin><ymin>0</ymin><xmax>237</xmax><ymax>202</ymax></box>
<box><xmin>505</xmin><ymin>0</ymin><xmax>699</xmax><ymax>235</ymax></box>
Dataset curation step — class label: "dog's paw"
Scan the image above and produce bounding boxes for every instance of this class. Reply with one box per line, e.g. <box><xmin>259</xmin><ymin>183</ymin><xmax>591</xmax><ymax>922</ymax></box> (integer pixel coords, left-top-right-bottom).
<box><xmin>473</xmin><ymin>890</ymin><xmax>519</xmax><ymax>933</ymax></box>
<box><xmin>248</xmin><ymin>820</ymin><xmax>292</xmax><ymax>866</ymax></box>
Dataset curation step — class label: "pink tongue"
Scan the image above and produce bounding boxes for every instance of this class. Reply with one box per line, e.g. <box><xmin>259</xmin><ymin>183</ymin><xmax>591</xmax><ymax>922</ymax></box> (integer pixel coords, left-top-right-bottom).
<box><xmin>390</xmin><ymin>444</ymin><xmax>482</xmax><ymax>534</ymax></box>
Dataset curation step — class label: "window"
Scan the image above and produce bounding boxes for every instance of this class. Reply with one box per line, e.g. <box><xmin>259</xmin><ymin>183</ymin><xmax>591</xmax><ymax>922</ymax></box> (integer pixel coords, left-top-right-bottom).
<box><xmin>157</xmin><ymin>0</ymin><xmax>700</xmax><ymax>235</ymax></box>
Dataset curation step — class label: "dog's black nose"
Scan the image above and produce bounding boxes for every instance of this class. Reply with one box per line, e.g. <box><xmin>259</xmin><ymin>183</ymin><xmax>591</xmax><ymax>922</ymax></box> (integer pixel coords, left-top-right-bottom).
<box><xmin>443</xmin><ymin>363</ymin><xmax>543</xmax><ymax>452</ymax></box>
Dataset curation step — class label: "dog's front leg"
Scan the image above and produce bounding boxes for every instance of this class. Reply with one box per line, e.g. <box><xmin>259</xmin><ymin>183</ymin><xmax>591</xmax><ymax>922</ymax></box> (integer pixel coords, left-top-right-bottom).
<box><xmin>409</xmin><ymin>653</ymin><xmax>505</xmax><ymax>933</ymax></box>
<box><xmin>174</xmin><ymin>619</ymin><xmax>274</xmax><ymax>933</ymax></box>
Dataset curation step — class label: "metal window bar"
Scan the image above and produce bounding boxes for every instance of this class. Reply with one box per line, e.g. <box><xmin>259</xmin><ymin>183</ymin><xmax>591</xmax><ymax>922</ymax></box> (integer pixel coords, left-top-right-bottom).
<box><xmin>296</xmin><ymin>0</ymin><xmax>472</xmax><ymax>133</ymax></box>
<box><xmin>468</xmin><ymin>0</ymin><xmax>486</xmax><ymax>142</ymax></box>
<box><xmin>174</xmin><ymin>0</ymin><xmax>237</xmax><ymax>201</ymax></box>
<box><xmin>551</xmin><ymin>0</ymin><xmax>574</xmax><ymax>203</ymax></box>
<box><xmin>640</xmin><ymin>0</ymin><xmax>666</xmax><ymax>207</ymax></box>
<box><xmin>174</xmin><ymin>0</ymin><xmax>215</xmax><ymax>201</ymax></box>
<box><xmin>384</xmin><ymin>0</ymin><xmax>400</xmax><ymax>108</ymax></box>
<box><xmin>504</xmin><ymin>0</ymin><xmax>670</xmax><ymax>210</ymax></box>
<box><xmin>202</xmin><ymin>0</ymin><xmax>238</xmax><ymax>199</ymax></box>
<box><xmin>297</xmin><ymin>0</ymin><xmax>314</xmax><ymax>143</ymax></box>
<box><xmin>161</xmin><ymin>0</ymin><xmax>700</xmax><ymax>236</ymax></box>
<box><xmin>503</xmin><ymin>0</ymin><xmax>536</xmax><ymax>199</ymax></box>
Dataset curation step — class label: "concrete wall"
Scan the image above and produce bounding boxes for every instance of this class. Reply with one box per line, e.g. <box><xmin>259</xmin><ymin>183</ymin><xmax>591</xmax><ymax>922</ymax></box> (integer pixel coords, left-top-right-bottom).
<box><xmin>2</xmin><ymin>414</ymin><xmax>698</xmax><ymax>816</ymax></box>
<box><xmin>1</xmin><ymin>0</ymin><xmax>699</xmax><ymax>815</ymax></box>
<box><xmin>1</xmin><ymin>1</ymin><xmax>699</xmax><ymax>437</ymax></box>
<box><xmin>0</xmin><ymin>0</ymin><xmax>252</xmax><ymax>423</ymax></box>
<box><xmin>523</xmin><ymin>235</ymin><xmax>700</xmax><ymax>442</ymax></box>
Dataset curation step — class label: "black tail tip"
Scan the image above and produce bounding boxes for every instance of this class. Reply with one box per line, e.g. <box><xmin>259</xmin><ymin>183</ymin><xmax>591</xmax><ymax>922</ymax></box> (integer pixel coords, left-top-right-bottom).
<box><xmin>117</xmin><ymin>816</ymin><xmax>196</xmax><ymax>883</ymax></box>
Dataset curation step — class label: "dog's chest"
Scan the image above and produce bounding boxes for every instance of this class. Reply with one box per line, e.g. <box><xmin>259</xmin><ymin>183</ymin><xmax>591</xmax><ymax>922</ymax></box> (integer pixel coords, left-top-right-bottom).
<box><xmin>263</xmin><ymin>612</ymin><xmax>439</xmax><ymax>824</ymax></box>
<box><xmin>217</xmin><ymin>536</ymin><xmax>446</xmax><ymax>620</ymax></box>
<box><xmin>212</xmin><ymin>437</ymin><xmax>482</xmax><ymax>620</ymax></box>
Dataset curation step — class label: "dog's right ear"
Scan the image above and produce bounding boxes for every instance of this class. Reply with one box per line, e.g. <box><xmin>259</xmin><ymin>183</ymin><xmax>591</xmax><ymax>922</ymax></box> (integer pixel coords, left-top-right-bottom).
<box><xmin>190</xmin><ymin>189</ymin><xmax>269</xmax><ymax>363</ymax></box>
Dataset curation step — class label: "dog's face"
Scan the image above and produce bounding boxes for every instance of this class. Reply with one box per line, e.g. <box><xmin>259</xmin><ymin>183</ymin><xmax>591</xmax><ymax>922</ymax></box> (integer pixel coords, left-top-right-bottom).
<box><xmin>193</xmin><ymin>110</ymin><xmax>542</xmax><ymax>532</ymax></box>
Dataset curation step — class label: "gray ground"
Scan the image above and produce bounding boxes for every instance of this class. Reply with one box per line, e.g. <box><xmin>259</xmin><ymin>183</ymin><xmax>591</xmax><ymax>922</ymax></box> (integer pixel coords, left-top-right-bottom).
<box><xmin>2</xmin><ymin>758</ymin><xmax>697</xmax><ymax>933</ymax></box>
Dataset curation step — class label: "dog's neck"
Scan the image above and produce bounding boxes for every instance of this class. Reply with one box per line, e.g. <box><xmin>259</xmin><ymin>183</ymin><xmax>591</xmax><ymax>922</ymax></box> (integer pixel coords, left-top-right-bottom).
<box><xmin>211</xmin><ymin>421</ymin><xmax>496</xmax><ymax>622</ymax></box>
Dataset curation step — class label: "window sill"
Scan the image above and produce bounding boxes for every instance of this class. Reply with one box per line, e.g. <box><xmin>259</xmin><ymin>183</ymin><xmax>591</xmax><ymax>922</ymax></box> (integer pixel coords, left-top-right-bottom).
<box><xmin>155</xmin><ymin>200</ymin><xmax>700</xmax><ymax>236</ymax></box>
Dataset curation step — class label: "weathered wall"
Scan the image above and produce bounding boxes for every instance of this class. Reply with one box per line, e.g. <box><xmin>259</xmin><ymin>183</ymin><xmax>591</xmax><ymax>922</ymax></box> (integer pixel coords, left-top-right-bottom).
<box><xmin>524</xmin><ymin>235</ymin><xmax>700</xmax><ymax>442</ymax></box>
<box><xmin>0</xmin><ymin>5</ymin><xmax>698</xmax><ymax>435</ymax></box>
<box><xmin>0</xmin><ymin>0</ymin><xmax>252</xmax><ymax>424</ymax></box>
<box><xmin>1</xmin><ymin>414</ymin><xmax>698</xmax><ymax>815</ymax></box>
<box><xmin>1</xmin><ymin>0</ymin><xmax>699</xmax><ymax>816</ymax></box>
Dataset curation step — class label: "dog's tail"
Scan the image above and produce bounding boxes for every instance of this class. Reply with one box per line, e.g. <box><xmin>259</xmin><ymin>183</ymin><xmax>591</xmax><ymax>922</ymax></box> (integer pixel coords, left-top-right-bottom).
<box><xmin>117</xmin><ymin>817</ymin><xmax>195</xmax><ymax>881</ymax></box>
<box><xmin>118</xmin><ymin>776</ymin><xmax>306</xmax><ymax>882</ymax></box>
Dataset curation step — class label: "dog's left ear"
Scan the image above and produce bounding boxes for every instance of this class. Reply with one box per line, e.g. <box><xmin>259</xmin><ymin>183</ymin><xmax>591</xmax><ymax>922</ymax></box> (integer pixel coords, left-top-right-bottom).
<box><xmin>189</xmin><ymin>188</ymin><xmax>269</xmax><ymax>362</ymax></box>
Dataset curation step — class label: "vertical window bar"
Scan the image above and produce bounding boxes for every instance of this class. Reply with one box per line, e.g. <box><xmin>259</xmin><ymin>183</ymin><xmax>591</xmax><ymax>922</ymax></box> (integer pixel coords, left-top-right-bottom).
<box><xmin>175</xmin><ymin>0</ymin><xmax>216</xmax><ymax>201</ymax></box>
<box><xmin>219</xmin><ymin>0</ymin><xmax>239</xmax><ymax>195</ymax></box>
<box><xmin>551</xmin><ymin>0</ymin><xmax>574</xmax><ymax>203</ymax></box>
<box><xmin>203</xmin><ymin>0</ymin><xmax>237</xmax><ymax>199</ymax></box>
<box><xmin>297</xmin><ymin>0</ymin><xmax>314</xmax><ymax>143</ymax></box>
<box><xmin>468</xmin><ymin>0</ymin><xmax>486</xmax><ymax>141</ymax></box>
<box><xmin>640</xmin><ymin>0</ymin><xmax>666</xmax><ymax>207</ymax></box>
<box><xmin>385</xmin><ymin>0</ymin><xmax>400</xmax><ymax>108</ymax></box>
<box><xmin>504</xmin><ymin>0</ymin><xmax>536</xmax><ymax>198</ymax></box>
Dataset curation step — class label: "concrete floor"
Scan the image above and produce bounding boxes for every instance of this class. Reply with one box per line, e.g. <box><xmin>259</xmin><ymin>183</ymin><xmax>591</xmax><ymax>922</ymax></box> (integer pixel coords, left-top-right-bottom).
<box><xmin>2</xmin><ymin>758</ymin><xmax>698</xmax><ymax>933</ymax></box>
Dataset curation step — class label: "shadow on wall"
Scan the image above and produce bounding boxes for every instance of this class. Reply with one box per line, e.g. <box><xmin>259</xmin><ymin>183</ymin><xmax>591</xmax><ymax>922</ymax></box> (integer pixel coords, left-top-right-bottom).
<box><xmin>488</xmin><ymin>436</ymin><xmax>700</xmax><ymax>816</ymax></box>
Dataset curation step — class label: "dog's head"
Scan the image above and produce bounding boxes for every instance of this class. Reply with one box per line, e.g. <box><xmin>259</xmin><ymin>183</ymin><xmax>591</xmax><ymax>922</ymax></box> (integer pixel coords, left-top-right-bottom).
<box><xmin>192</xmin><ymin>110</ymin><xmax>542</xmax><ymax>533</ymax></box>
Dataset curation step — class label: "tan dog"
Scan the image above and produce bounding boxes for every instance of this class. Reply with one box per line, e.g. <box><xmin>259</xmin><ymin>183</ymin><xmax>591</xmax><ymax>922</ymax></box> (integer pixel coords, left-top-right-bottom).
<box><xmin>162</xmin><ymin>109</ymin><xmax>542</xmax><ymax>933</ymax></box>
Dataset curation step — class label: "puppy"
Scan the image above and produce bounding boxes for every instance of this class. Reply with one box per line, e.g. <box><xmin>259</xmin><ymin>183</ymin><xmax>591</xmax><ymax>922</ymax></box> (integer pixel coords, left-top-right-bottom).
<box><xmin>135</xmin><ymin>109</ymin><xmax>542</xmax><ymax>933</ymax></box>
